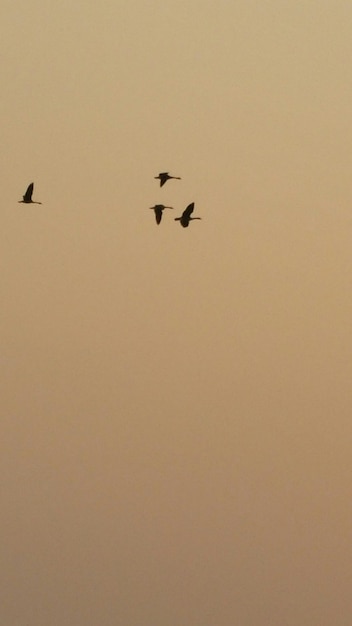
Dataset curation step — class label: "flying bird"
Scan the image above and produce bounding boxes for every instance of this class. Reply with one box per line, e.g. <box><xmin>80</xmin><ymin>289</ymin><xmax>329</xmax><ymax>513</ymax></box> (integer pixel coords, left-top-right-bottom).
<box><xmin>154</xmin><ymin>172</ymin><xmax>181</xmax><ymax>187</ymax></box>
<box><xmin>175</xmin><ymin>202</ymin><xmax>201</xmax><ymax>228</ymax></box>
<box><xmin>149</xmin><ymin>204</ymin><xmax>174</xmax><ymax>225</ymax></box>
<box><xmin>18</xmin><ymin>182</ymin><xmax>42</xmax><ymax>205</ymax></box>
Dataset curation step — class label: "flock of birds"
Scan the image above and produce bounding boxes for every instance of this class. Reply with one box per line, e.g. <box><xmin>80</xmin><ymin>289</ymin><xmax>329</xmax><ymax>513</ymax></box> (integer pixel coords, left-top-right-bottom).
<box><xmin>18</xmin><ymin>173</ymin><xmax>202</xmax><ymax>229</ymax></box>
<box><xmin>152</xmin><ymin>172</ymin><xmax>201</xmax><ymax>227</ymax></box>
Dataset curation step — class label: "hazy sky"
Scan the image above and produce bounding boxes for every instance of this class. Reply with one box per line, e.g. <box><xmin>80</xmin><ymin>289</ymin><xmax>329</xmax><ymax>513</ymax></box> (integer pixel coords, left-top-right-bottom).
<box><xmin>2</xmin><ymin>1</ymin><xmax>352</xmax><ymax>624</ymax></box>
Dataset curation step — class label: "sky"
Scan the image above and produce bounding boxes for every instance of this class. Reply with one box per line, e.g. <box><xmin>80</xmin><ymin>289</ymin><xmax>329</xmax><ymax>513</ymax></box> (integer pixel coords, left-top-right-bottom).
<box><xmin>1</xmin><ymin>1</ymin><xmax>352</xmax><ymax>624</ymax></box>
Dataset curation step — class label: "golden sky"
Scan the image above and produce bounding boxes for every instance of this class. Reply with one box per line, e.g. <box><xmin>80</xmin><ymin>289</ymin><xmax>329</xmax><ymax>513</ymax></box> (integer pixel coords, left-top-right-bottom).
<box><xmin>2</xmin><ymin>1</ymin><xmax>352</xmax><ymax>624</ymax></box>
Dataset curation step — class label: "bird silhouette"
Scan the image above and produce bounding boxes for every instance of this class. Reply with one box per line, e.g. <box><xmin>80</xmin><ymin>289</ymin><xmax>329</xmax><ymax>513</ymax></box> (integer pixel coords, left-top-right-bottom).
<box><xmin>154</xmin><ymin>172</ymin><xmax>181</xmax><ymax>187</ymax></box>
<box><xmin>175</xmin><ymin>202</ymin><xmax>201</xmax><ymax>228</ymax></box>
<box><xmin>149</xmin><ymin>204</ymin><xmax>174</xmax><ymax>224</ymax></box>
<box><xmin>18</xmin><ymin>183</ymin><xmax>42</xmax><ymax>205</ymax></box>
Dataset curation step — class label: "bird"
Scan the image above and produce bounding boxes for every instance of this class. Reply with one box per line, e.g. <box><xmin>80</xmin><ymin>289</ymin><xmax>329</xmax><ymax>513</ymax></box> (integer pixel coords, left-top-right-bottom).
<box><xmin>149</xmin><ymin>204</ymin><xmax>174</xmax><ymax>225</ymax></box>
<box><xmin>18</xmin><ymin>182</ymin><xmax>42</xmax><ymax>204</ymax></box>
<box><xmin>174</xmin><ymin>202</ymin><xmax>201</xmax><ymax>228</ymax></box>
<box><xmin>154</xmin><ymin>172</ymin><xmax>181</xmax><ymax>187</ymax></box>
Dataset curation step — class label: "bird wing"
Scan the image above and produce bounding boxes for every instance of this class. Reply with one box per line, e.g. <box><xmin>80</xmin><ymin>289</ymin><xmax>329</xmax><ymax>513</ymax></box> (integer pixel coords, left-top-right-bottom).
<box><xmin>157</xmin><ymin>172</ymin><xmax>169</xmax><ymax>187</ymax></box>
<box><xmin>183</xmin><ymin>202</ymin><xmax>195</xmax><ymax>218</ymax></box>
<box><xmin>155</xmin><ymin>207</ymin><xmax>163</xmax><ymax>224</ymax></box>
<box><xmin>23</xmin><ymin>182</ymin><xmax>34</xmax><ymax>201</ymax></box>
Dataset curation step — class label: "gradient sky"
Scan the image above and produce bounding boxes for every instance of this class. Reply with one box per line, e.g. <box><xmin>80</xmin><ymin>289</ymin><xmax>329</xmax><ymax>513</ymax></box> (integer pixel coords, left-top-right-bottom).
<box><xmin>2</xmin><ymin>1</ymin><xmax>352</xmax><ymax>624</ymax></box>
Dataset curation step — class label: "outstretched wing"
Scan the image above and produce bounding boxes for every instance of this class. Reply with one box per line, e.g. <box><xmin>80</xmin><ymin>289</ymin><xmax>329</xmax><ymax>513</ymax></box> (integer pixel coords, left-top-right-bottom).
<box><xmin>23</xmin><ymin>182</ymin><xmax>34</xmax><ymax>202</ymax></box>
<box><xmin>154</xmin><ymin>207</ymin><xmax>163</xmax><ymax>224</ymax></box>
<box><xmin>159</xmin><ymin>173</ymin><xmax>169</xmax><ymax>187</ymax></box>
<box><xmin>182</xmin><ymin>202</ymin><xmax>194</xmax><ymax>218</ymax></box>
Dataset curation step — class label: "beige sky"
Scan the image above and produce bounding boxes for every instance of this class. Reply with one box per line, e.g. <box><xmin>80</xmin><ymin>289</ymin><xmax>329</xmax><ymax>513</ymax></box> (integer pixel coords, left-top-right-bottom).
<box><xmin>1</xmin><ymin>1</ymin><xmax>352</xmax><ymax>624</ymax></box>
